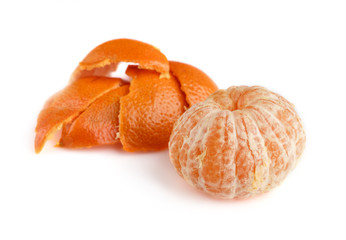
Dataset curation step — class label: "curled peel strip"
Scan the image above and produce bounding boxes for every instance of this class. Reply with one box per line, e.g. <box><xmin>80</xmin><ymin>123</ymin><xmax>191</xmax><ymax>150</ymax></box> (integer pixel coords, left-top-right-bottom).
<box><xmin>70</xmin><ymin>38</ymin><xmax>170</xmax><ymax>82</ymax></box>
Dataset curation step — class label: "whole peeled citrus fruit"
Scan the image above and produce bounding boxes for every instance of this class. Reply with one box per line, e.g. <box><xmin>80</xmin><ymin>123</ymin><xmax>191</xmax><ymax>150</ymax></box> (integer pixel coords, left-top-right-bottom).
<box><xmin>169</xmin><ymin>86</ymin><xmax>306</xmax><ymax>199</ymax></box>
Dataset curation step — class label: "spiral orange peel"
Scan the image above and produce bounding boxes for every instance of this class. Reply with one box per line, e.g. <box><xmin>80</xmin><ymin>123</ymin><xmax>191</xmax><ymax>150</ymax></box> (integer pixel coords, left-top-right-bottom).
<box><xmin>35</xmin><ymin>39</ymin><xmax>218</xmax><ymax>153</ymax></box>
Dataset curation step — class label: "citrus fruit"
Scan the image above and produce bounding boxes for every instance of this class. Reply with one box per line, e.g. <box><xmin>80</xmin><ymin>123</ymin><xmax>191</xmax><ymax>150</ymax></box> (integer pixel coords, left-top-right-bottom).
<box><xmin>169</xmin><ymin>86</ymin><xmax>306</xmax><ymax>199</ymax></box>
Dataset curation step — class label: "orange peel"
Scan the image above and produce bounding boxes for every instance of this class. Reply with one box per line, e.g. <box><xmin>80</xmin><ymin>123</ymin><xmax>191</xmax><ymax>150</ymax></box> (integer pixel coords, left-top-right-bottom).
<box><xmin>70</xmin><ymin>38</ymin><xmax>170</xmax><ymax>82</ymax></box>
<box><xmin>169</xmin><ymin>61</ymin><xmax>218</xmax><ymax>106</ymax></box>
<box><xmin>119</xmin><ymin>66</ymin><xmax>187</xmax><ymax>152</ymax></box>
<box><xmin>35</xmin><ymin>38</ymin><xmax>218</xmax><ymax>153</ymax></box>
<box><xmin>35</xmin><ymin>77</ymin><xmax>123</xmax><ymax>153</ymax></box>
<box><xmin>59</xmin><ymin>85</ymin><xmax>130</xmax><ymax>148</ymax></box>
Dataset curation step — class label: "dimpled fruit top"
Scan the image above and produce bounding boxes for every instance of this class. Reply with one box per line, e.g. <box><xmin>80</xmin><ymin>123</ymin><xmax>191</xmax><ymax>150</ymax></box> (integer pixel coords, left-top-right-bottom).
<box><xmin>169</xmin><ymin>86</ymin><xmax>306</xmax><ymax>199</ymax></box>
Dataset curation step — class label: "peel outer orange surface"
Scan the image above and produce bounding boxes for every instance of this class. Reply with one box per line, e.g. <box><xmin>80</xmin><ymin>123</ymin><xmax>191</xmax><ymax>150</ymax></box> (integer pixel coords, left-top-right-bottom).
<box><xmin>119</xmin><ymin>66</ymin><xmax>187</xmax><ymax>152</ymax></box>
<box><xmin>35</xmin><ymin>77</ymin><xmax>123</xmax><ymax>153</ymax></box>
<box><xmin>168</xmin><ymin>86</ymin><xmax>306</xmax><ymax>199</ymax></box>
<box><xmin>59</xmin><ymin>85</ymin><xmax>130</xmax><ymax>148</ymax></box>
<box><xmin>169</xmin><ymin>61</ymin><xmax>218</xmax><ymax>106</ymax></box>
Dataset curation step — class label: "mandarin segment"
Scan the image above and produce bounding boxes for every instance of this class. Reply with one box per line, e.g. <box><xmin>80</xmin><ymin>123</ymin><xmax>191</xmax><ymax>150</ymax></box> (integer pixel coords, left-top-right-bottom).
<box><xmin>169</xmin><ymin>86</ymin><xmax>306</xmax><ymax>199</ymax></box>
<box><xmin>34</xmin><ymin>77</ymin><xmax>122</xmax><ymax>153</ymax></box>
<box><xmin>59</xmin><ymin>85</ymin><xmax>130</xmax><ymax>148</ymax></box>
<box><xmin>169</xmin><ymin>61</ymin><xmax>218</xmax><ymax>106</ymax></box>
<box><xmin>245</xmin><ymin>107</ymin><xmax>292</xmax><ymax>186</ymax></box>
<box><xmin>169</xmin><ymin>103</ymin><xmax>221</xmax><ymax>175</ymax></box>
<box><xmin>193</xmin><ymin>111</ymin><xmax>237</xmax><ymax>197</ymax></box>
<box><xmin>119</xmin><ymin>66</ymin><xmax>187</xmax><ymax>152</ymax></box>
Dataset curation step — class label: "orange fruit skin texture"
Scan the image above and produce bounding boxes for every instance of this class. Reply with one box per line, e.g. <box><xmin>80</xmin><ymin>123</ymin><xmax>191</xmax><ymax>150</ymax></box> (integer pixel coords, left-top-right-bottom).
<box><xmin>169</xmin><ymin>61</ymin><xmax>218</xmax><ymax>106</ymax></box>
<box><xmin>35</xmin><ymin>38</ymin><xmax>218</xmax><ymax>153</ymax></box>
<box><xmin>35</xmin><ymin>77</ymin><xmax>122</xmax><ymax>153</ymax></box>
<box><xmin>169</xmin><ymin>86</ymin><xmax>306</xmax><ymax>199</ymax></box>
<box><xmin>60</xmin><ymin>85</ymin><xmax>130</xmax><ymax>148</ymax></box>
<box><xmin>119</xmin><ymin>66</ymin><xmax>187</xmax><ymax>152</ymax></box>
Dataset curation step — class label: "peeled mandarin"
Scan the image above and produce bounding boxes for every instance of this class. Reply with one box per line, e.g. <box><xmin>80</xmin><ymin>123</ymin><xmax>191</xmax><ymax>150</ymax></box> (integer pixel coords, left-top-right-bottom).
<box><xmin>169</xmin><ymin>86</ymin><xmax>306</xmax><ymax>199</ymax></box>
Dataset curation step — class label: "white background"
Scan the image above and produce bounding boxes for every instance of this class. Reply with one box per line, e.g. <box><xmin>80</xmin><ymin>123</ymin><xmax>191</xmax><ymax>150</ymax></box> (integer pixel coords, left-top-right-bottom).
<box><xmin>0</xmin><ymin>0</ymin><xmax>345</xmax><ymax>239</ymax></box>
